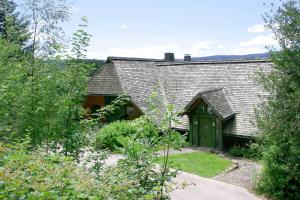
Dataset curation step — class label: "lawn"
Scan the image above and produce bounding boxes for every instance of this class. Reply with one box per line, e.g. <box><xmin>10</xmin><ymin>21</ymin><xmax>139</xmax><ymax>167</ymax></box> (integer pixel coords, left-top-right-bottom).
<box><xmin>157</xmin><ymin>152</ymin><xmax>232</xmax><ymax>178</ymax></box>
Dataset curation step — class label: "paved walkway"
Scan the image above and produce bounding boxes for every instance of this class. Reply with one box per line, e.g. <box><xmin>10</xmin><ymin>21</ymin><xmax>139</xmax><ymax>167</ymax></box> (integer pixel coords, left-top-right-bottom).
<box><xmin>171</xmin><ymin>171</ymin><xmax>262</xmax><ymax>200</ymax></box>
<box><xmin>104</xmin><ymin>148</ymin><xmax>263</xmax><ymax>200</ymax></box>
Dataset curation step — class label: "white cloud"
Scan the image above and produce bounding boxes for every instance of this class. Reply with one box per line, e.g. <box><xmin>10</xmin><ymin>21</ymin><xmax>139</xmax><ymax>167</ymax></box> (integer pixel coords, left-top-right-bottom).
<box><xmin>247</xmin><ymin>24</ymin><xmax>266</xmax><ymax>33</ymax></box>
<box><xmin>121</xmin><ymin>24</ymin><xmax>128</xmax><ymax>29</ymax></box>
<box><xmin>188</xmin><ymin>41</ymin><xmax>214</xmax><ymax>55</ymax></box>
<box><xmin>85</xmin><ymin>40</ymin><xmax>241</xmax><ymax>59</ymax></box>
<box><xmin>231</xmin><ymin>34</ymin><xmax>279</xmax><ymax>55</ymax></box>
<box><xmin>106</xmin><ymin>44</ymin><xmax>180</xmax><ymax>58</ymax></box>
<box><xmin>231</xmin><ymin>46</ymin><xmax>266</xmax><ymax>55</ymax></box>
<box><xmin>239</xmin><ymin>34</ymin><xmax>277</xmax><ymax>47</ymax></box>
<box><xmin>217</xmin><ymin>45</ymin><xmax>225</xmax><ymax>49</ymax></box>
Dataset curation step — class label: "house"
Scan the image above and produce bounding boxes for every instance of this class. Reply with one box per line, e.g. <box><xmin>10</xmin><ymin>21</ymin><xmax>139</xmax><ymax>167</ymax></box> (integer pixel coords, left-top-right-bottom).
<box><xmin>86</xmin><ymin>53</ymin><xmax>273</xmax><ymax>149</ymax></box>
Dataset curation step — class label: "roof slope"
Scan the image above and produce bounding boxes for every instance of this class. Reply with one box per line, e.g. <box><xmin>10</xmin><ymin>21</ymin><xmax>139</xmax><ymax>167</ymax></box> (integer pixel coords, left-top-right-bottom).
<box><xmin>156</xmin><ymin>61</ymin><xmax>273</xmax><ymax>136</ymax></box>
<box><xmin>88</xmin><ymin>63</ymin><xmax>122</xmax><ymax>95</ymax></box>
<box><xmin>112</xmin><ymin>59</ymin><xmax>166</xmax><ymax>112</ymax></box>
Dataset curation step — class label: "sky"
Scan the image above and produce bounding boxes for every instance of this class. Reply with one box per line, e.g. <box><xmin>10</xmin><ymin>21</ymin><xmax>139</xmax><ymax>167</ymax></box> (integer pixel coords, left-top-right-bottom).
<box><xmin>26</xmin><ymin>0</ymin><xmax>283</xmax><ymax>59</ymax></box>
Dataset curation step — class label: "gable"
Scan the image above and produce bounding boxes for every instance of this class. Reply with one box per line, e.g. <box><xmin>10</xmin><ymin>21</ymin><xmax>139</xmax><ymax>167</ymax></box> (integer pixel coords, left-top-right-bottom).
<box><xmin>185</xmin><ymin>88</ymin><xmax>236</xmax><ymax>120</ymax></box>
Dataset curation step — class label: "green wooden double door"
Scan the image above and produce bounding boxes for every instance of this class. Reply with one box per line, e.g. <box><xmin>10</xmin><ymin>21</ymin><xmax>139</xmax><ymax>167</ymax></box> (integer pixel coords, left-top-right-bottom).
<box><xmin>191</xmin><ymin>114</ymin><xmax>216</xmax><ymax>148</ymax></box>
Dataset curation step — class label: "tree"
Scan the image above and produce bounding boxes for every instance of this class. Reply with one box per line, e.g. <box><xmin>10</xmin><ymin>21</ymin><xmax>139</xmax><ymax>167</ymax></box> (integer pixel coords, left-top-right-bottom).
<box><xmin>256</xmin><ymin>1</ymin><xmax>300</xmax><ymax>199</ymax></box>
<box><xmin>0</xmin><ymin>0</ymin><xmax>94</xmax><ymax>158</ymax></box>
<box><xmin>0</xmin><ymin>0</ymin><xmax>29</xmax><ymax>45</ymax></box>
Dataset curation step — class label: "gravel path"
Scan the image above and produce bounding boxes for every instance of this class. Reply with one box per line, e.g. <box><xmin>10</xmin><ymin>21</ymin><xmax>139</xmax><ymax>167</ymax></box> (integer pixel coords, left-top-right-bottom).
<box><xmin>213</xmin><ymin>158</ymin><xmax>262</xmax><ymax>190</ymax></box>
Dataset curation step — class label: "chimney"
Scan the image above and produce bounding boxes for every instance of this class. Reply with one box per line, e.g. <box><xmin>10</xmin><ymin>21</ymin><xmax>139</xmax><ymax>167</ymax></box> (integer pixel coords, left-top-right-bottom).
<box><xmin>164</xmin><ymin>52</ymin><xmax>175</xmax><ymax>62</ymax></box>
<box><xmin>184</xmin><ymin>54</ymin><xmax>191</xmax><ymax>62</ymax></box>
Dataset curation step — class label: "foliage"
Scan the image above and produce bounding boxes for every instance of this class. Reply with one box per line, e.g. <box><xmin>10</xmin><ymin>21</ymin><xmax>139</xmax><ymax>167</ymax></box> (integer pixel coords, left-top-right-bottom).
<box><xmin>118</xmin><ymin>93</ymin><xmax>185</xmax><ymax>199</ymax></box>
<box><xmin>23</xmin><ymin>0</ymin><xmax>70</xmax><ymax>56</ymax></box>
<box><xmin>0</xmin><ymin>0</ymin><xmax>29</xmax><ymax>46</ymax></box>
<box><xmin>95</xmin><ymin>120</ymin><xmax>138</xmax><ymax>151</ymax></box>
<box><xmin>102</xmin><ymin>137</ymin><xmax>164</xmax><ymax>200</ymax></box>
<box><xmin>256</xmin><ymin>1</ymin><xmax>300</xmax><ymax>199</ymax></box>
<box><xmin>228</xmin><ymin>142</ymin><xmax>263</xmax><ymax>160</ymax></box>
<box><xmin>0</xmin><ymin>142</ymin><xmax>105</xmax><ymax>199</ymax></box>
<box><xmin>157</xmin><ymin>152</ymin><xmax>232</xmax><ymax>178</ymax></box>
<box><xmin>0</xmin><ymin>0</ymin><xmax>96</xmax><ymax>158</ymax></box>
<box><xmin>0</xmin><ymin>1</ymin><xmax>184</xmax><ymax>199</ymax></box>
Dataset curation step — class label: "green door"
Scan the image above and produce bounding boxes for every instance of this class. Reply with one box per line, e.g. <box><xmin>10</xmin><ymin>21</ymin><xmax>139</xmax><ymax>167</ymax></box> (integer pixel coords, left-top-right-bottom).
<box><xmin>190</xmin><ymin>101</ymin><xmax>218</xmax><ymax>148</ymax></box>
<box><xmin>199</xmin><ymin>116</ymin><xmax>216</xmax><ymax>148</ymax></box>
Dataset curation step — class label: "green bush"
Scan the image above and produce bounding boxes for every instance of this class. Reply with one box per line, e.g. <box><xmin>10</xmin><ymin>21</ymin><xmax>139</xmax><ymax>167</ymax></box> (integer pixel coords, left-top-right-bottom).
<box><xmin>228</xmin><ymin>142</ymin><xmax>262</xmax><ymax>159</ymax></box>
<box><xmin>0</xmin><ymin>146</ymin><xmax>104</xmax><ymax>199</ymax></box>
<box><xmin>96</xmin><ymin>120</ymin><xmax>138</xmax><ymax>151</ymax></box>
<box><xmin>228</xmin><ymin>145</ymin><xmax>248</xmax><ymax>157</ymax></box>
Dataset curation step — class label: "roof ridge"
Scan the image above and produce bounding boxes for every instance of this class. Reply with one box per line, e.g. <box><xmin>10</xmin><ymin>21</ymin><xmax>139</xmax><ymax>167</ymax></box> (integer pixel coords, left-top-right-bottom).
<box><xmin>107</xmin><ymin>56</ymin><xmax>165</xmax><ymax>62</ymax></box>
<box><xmin>156</xmin><ymin>59</ymin><xmax>271</xmax><ymax>66</ymax></box>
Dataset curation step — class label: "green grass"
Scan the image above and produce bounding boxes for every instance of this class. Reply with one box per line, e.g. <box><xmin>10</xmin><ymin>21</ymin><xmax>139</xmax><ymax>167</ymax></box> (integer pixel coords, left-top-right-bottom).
<box><xmin>157</xmin><ymin>152</ymin><xmax>232</xmax><ymax>178</ymax></box>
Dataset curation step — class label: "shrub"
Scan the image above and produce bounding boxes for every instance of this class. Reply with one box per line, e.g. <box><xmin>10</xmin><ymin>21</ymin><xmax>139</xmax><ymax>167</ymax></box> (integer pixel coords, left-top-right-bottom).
<box><xmin>0</xmin><ymin>145</ymin><xmax>105</xmax><ymax>199</ymax></box>
<box><xmin>95</xmin><ymin>120</ymin><xmax>138</xmax><ymax>151</ymax></box>
<box><xmin>228</xmin><ymin>142</ymin><xmax>262</xmax><ymax>160</ymax></box>
<box><xmin>228</xmin><ymin>145</ymin><xmax>248</xmax><ymax>157</ymax></box>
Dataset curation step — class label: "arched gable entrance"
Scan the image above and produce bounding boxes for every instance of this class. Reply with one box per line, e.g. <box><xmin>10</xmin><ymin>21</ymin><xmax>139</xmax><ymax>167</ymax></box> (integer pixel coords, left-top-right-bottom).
<box><xmin>184</xmin><ymin>88</ymin><xmax>236</xmax><ymax>149</ymax></box>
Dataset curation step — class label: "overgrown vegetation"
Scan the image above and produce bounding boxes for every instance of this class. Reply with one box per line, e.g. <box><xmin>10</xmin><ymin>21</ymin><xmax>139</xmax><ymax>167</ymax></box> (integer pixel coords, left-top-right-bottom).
<box><xmin>95</xmin><ymin>93</ymin><xmax>186</xmax><ymax>199</ymax></box>
<box><xmin>0</xmin><ymin>0</ymin><xmax>184</xmax><ymax>199</ymax></box>
<box><xmin>228</xmin><ymin>142</ymin><xmax>263</xmax><ymax>160</ymax></box>
<box><xmin>255</xmin><ymin>1</ymin><xmax>300</xmax><ymax>199</ymax></box>
<box><xmin>95</xmin><ymin>120</ymin><xmax>138</xmax><ymax>151</ymax></box>
<box><xmin>0</xmin><ymin>142</ymin><xmax>106</xmax><ymax>199</ymax></box>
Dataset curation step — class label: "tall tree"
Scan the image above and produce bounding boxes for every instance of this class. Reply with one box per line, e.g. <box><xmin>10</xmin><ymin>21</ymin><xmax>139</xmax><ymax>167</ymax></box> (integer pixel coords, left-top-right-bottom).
<box><xmin>0</xmin><ymin>0</ymin><xmax>29</xmax><ymax>45</ymax></box>
<box><xmin>257</xmin><ymin>1</ymin><xmax>300</xmax><ymax>199</ymax></box>
<box><xmin>21</xmin><ymin>0</ymin><xmax>69</xmax><ymax>145</ymax></box>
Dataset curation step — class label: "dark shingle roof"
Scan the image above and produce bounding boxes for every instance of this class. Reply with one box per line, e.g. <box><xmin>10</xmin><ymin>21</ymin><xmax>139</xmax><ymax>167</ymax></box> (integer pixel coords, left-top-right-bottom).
<box><xmin>88</xmin><ymin>63</ymin><xmax>123</xmax><ymax>95</ymax></box>
<box><xmin>156</xmin><ymin>61</ymin><xmax>272</xmax><ymax>136</ymax></box>
<box><xmin>88</xmin><ymin>57</ymin><xmax>273</xmax><ymax>136</ymax></box>
<box><xmin>185</xmin><ymin>88</ymin><xmax>236</xmax><ymax>120</ymax></box>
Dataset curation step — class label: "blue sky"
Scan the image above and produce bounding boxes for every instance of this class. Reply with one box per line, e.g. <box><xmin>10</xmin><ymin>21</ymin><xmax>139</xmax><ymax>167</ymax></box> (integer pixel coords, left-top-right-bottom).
<box><xmin>30</xmin><ymin>0</ymin><xmax>283</xmax><ymax>59</ymax></box>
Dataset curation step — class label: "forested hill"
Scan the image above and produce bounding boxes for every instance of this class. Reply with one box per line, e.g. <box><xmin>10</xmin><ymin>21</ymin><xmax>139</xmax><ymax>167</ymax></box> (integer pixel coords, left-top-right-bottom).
<box><xmin>188</xmin><ymin>52</ymin><xmax>270</xmax><ymax>61</ymax></box>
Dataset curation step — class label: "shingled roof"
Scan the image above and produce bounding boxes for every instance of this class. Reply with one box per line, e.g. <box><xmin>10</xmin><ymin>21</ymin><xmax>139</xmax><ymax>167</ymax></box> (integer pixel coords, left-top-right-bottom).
<box><xmin>185</xmin><ymin>88</ymin><xmax>236</xmax><ymax>120</ymax></box>
<box><xmin>88</xmin><ymin>57</ymin><xmax>273</xmax><ymax>137</ymax></box>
